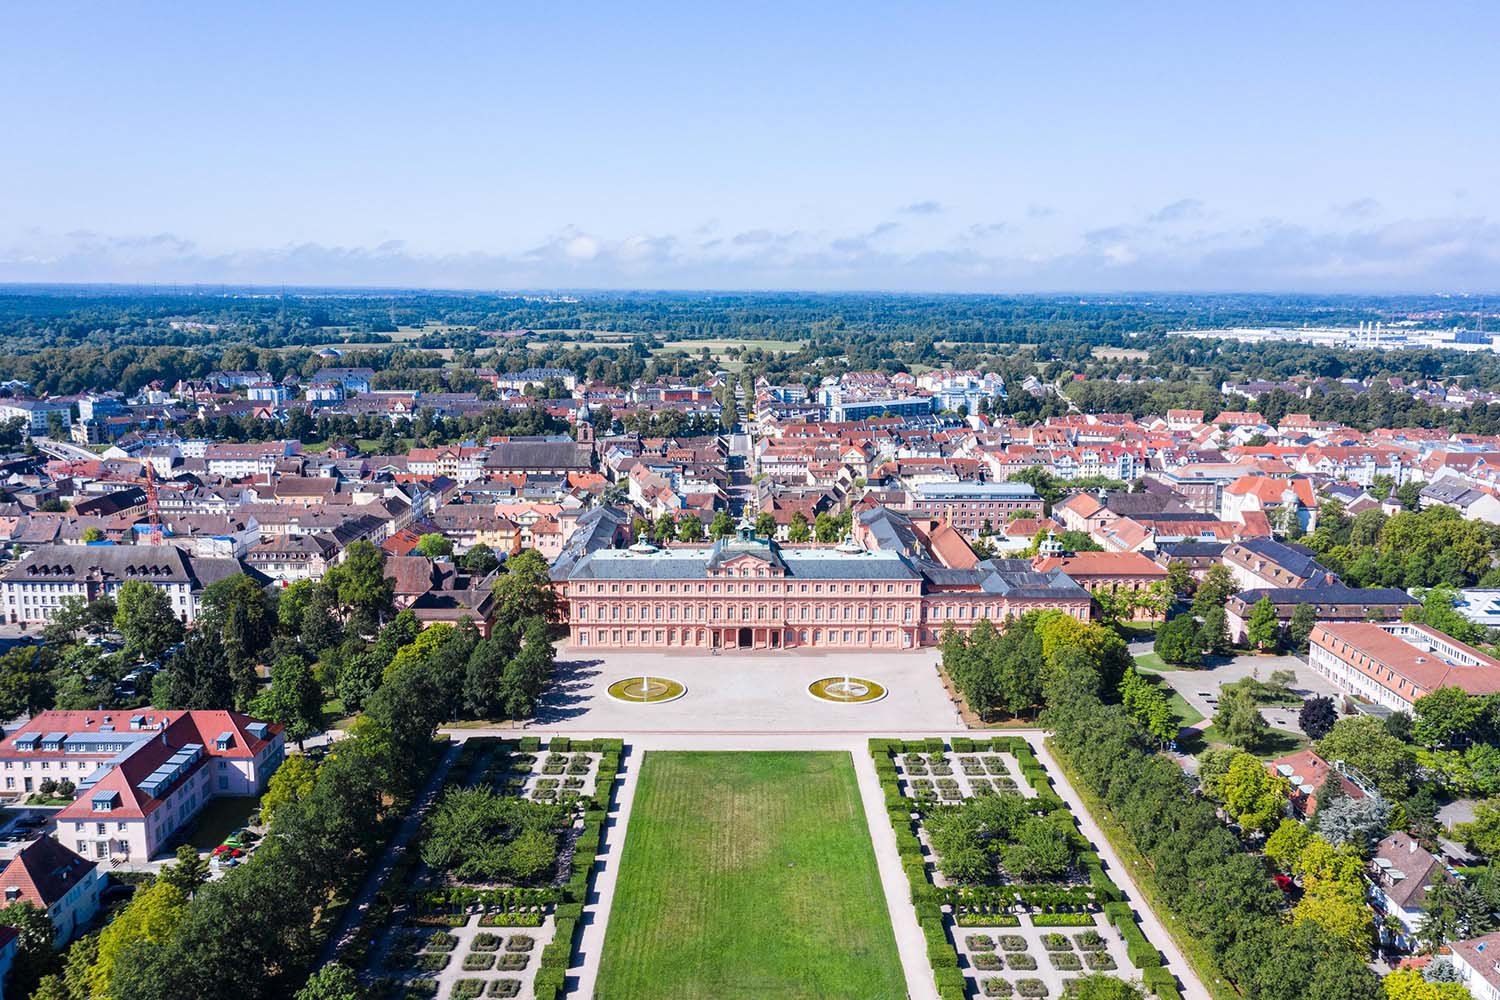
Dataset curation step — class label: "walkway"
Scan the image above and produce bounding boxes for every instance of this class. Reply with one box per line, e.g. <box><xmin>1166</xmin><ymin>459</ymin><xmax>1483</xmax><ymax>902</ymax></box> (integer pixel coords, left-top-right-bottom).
<box><xmin>319</xmin><ymin>740</ymin><xmax>463</xmax><ymax>967</ymax></box>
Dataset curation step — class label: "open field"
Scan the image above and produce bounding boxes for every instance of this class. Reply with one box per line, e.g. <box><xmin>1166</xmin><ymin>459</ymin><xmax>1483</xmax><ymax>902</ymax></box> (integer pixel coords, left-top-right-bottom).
<box><xmin>653</xmin><ymin>337</ymin><xmax>807</xmax><ymax>354</ymax></box>
<box><xmin>596</xmin><ymin>751</ymin><xmax>905</xmax><ymax>1000</ymax></box>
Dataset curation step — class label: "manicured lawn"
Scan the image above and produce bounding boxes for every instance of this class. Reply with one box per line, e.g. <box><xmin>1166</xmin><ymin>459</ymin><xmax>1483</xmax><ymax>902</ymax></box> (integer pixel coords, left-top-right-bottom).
<box><xmin>1186</xmin><ymin>725</ymin><xmax>1308</xmax><ymax>759</ymax></box>
<box><xmin>182</xmin><ymin>796</ymin><xmax>258</xmax><ymax>850</ymax></box>
<box><xmin>597</xmin><ymin>751</ymin><xmax>905</xmax><ymax>1000</ymax></box>
<box><xmin>1131</xmin><ymin>651</ymin><xmax>1168</xmax><ymax>673</ymax></box>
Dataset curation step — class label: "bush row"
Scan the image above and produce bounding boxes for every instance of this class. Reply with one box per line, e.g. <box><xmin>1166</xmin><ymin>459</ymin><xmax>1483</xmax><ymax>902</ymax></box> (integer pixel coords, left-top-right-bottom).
<box><xmin>532</xmin><ymin>748</ymin><xmax>622</xmax><ymax>1000</ymax></box>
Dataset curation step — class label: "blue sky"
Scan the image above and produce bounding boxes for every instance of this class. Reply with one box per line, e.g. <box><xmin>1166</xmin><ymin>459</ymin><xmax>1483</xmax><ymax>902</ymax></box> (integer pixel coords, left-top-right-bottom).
<box><xmin>2</xmin><ymin>2</ymin><xmax>1497</xmax><ymax>292</ymax></box>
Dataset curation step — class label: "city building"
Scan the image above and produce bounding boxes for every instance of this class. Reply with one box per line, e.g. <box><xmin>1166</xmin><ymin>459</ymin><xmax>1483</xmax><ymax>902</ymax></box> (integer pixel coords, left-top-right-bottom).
<box><xmin>1451</xmin><ymin>931</ymin><xmax>1500</xmax><ymax>1000</ymax></box>
<box><xmin>0</xmin><ymin>836</ymin><xmax>103</xmax><ymax>946</ymax></box>
<box><xmin>1368</xmin><ymin>831</ymin><xmax>1456</xmax><ymax>952</ymax></box>
<box><xmin>1307</xmin><ymin>621</ymin><xmax>1500</xmax><ymax>713</ymax></box>
<box><xmin>0</xmin><ymin>710</ymin><xmax>284</xmax><ymax>862</ymax></box>
<box><xmin>0</xmin><ymin>544</ymin><xmax>246</xmax><ymax>625</ymax></box>
<box><xmin>551</xmin><ymin>521</ymin><xmax>1089</xmax><ymax>650</ymax></box>
<box><xmin>902</xmin><ymin>481</ymin><xmax>1043</xmax><ymax>535</ymax></box>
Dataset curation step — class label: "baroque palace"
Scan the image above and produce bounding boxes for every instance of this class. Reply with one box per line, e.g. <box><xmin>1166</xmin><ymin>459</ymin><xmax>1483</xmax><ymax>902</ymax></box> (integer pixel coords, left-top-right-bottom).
<box><xmin>549</xmin><ymin>507</ymin><xmax>1090</xmax><ymax>650</ymax></box>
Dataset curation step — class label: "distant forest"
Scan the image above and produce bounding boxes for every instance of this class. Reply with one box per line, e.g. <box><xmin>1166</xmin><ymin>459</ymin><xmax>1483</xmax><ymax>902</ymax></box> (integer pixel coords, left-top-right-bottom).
<box><xmin>2</xmin><ymin>287</ymin><xmax>1499</xmax><ymax>432</ymax></box>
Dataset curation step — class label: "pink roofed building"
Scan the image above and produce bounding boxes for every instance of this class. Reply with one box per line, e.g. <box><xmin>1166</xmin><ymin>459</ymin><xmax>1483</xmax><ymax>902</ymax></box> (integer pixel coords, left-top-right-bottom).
<box><xmin>0</xmin><ymin>709</ymin><xmax>284</xmax><ymax>863</ymax></box>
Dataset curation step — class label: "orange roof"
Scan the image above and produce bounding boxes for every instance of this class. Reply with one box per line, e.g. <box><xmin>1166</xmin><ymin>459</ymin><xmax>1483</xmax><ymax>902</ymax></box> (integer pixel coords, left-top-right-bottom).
<box><xmin>1033</xmin><ymin>551</ymin><xmax>1168</xmax><ymax>579</ymax></box>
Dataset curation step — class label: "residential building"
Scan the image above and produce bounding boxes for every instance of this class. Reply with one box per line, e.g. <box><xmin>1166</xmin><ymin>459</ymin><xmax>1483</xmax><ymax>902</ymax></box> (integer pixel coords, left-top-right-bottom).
<box><xmin>1368</xmin><ymin>831</ymin><xmax>1456</xmax><ymax>951</ymax></box>
<box><xmin>0</xmin><ymin>544</ymin><xmax>246</xmax><ymax>625</ymax></box>
<box><xmin>0</xmin><ymin>710</ymin><xmax>284</xmax><ymax>862</ymax></box>
<box><xmin>901</xmin><ymin>481</ymin><xmax>1043</xmax><ymax>535</ymax></box>
<box><xmin>1307</xmin><ymin>621</ymin><xmax>1500</xmax><ymax>713</ymax></box>
<box><xmin>1222</xmin><ymin>537</ymin><xmax>1330</xmax><ymax>591</ymax></box>
<box><xmin>1451</xmin><ymin>931</ymin><xmax>1500</xmax><ymax>1000</ymax></box>
<box><xmin>1224</xmin><ymin>583</ymin><xmax>1415</xmax><ymax>645</ymax></box>
<box><xmin>0</xmin><ymin>836</ymin><xmax>103</xmax><ymax>945</ymax></box>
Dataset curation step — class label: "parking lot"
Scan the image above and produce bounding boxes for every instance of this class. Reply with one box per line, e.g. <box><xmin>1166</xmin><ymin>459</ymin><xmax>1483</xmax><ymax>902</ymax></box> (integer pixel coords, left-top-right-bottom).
<box><xmin>1144</xmin><ymin>651</ymin><xmax>1345</xmax><ymax>741</ymax></box>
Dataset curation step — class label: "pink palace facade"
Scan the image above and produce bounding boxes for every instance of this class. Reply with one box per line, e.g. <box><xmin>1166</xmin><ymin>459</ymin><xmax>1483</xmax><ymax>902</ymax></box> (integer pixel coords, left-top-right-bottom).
<box><xmin>550</xmin><ymin>509</ymin><xmax>1091</xmax><ymax>651</ymax></box>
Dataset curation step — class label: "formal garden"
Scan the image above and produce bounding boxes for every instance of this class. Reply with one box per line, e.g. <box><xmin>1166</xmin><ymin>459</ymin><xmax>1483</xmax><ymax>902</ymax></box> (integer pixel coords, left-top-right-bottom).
<box><xmin>871</xmin><ymin>737</ymin><xmax>1182</xmax><ymax>1000</ymax></box>
<box><xmin>596</xmin><ymin>750</ymin><xmax>908</xmax><ymax>1000</ymax></box>
<box><xmin>351</xmin><ymin>736</ymin><xmax>621</xmax><ymax>1000</ymax></box>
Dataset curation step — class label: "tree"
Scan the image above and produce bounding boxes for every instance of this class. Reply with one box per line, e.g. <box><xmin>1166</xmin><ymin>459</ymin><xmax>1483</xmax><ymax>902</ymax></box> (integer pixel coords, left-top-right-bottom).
<box><xmin>1299</xmin><ymin>696</ymin><xmax>1339</xmax><ymax>741</ymax></box>
<box><xmin>1316</xmin><ymin>715</ymin><xmax>1418</xmax><ymax>800</ymax></box>
<box><xmin>0</xmin><ymin>900</ymin><xmax>59</xmax><ymax>997</ymax></box>
<box><xmin>1288</xmin><ymin>603</ymin><xmax>1318</xmax><ymax>651</ymax></box>
<box><xmin>1198</xmin><ymin>606</ymin><xmax>1232</xmax><ymax>657</ymax></box>
<box><xmin>1454</xmin><ymin>798</ymin><xmax>1500</xmax><ymax>857</ymax></box>
<box><xmin>1246</xmin><ymin>596</ymin><xmax>1282</xmax><ymax>651</ymax></box>
<box><xmin>1413</xmin><ymin>686</ymin><xmax>1487</xmax><ymax>750</ymax></box>
<box><xmin>199</xmin><ymin>574</ymin><xmax>276</xmax><ymax>709</ymax></box>
<box><xmin>260</xmin><ymin>753</ymin><xmax>320</xmax><ymax>831</ymax></box>
<box><xmin>414</xmin><ymin>533</ymin><xmax>454</xmax><ymax>559</ymax></box>
<box><xmin>252</xmin><ymin>655</ymin><xmax>324</xmax><ymax>747</ymax></box>
<box><xmin>490</xmin><ymin>549</ymin><xmax>558</xmax><ymax>624</ymax></box>
<box><xmin>1265</xmin><ymin>818</ymin><xmax>1313</xmax><ymax>871</ymax></box>
<box><xmin>85</xmin><ymin>880</ymin><xmax>188</xmax><ymax>999</ymax></box>
<box><xmin>676</xmin><ymin>514</ymin><xmax>704</xmax><ymax>542</ymax></box>
<box><xmin>1215</xmin><ymin>679</ymin><xmax>1271</xmax><ymax>752</ymax></box>
<box><xmin>1192</xmin><ymin>564</ymin><xmax>1239</xmax><ymax>615</ymax></box>
<box><xmin>158</xmin><ymin>844</ymin><xmax>210</xmax><ymax>896</ymax></box>
<box><xmin>295</xmin><ymin>963</ymin><xmax>365</xmax><ymax>1000</ymax></box>
<box><xmin>420</xmin><ymin>786</ymin><xmax>570</xmax><ymax>883</ymax></box>
<box><xmin>1000</xmin><ymin>816</ymin><xmax>1072</xmax><ymax>880</ymax></box>
<box><xmin>80</xmin><ymin>525</ymin><xmax>105</xmax><ymax>542</ymax></box>
<box><xmin>0</xmin><ymin>646</ymin><xmax>54</xmax><ymax>719</ymax></box>
<box><xmin>1382</xmin><ymin>968</ymin><xmax>1474</xmax><ymax>1000</ymax></box>
<box><xmin>1068</xmin><ymin>976</ymin><xmax>1145</xmax><ymax>1000</ymax></box>
<box><xmin>462</xmin><ymin>629</ymin><xmax>518</xmax><ymax>720</ymax></box>
<box><xmin>786</xmin><ymin>512</ymin><xmax>811</xmax><ymax>543</ymax></box>
<box><xmin>323</xmin><ymin>540</ymin><xmax>394</xmax><ymax>627</ymax></box>
<box><xmin>1222</xmin><ymin>751</ymin><xmax>1291</xmax><ymax>836</ymax></box>
<box><xmin>1164</xmin><ymin>560</ymin><xmax>1193</xmax><ymax>599</ymax></box>
<box><xmin>709</xmin><ymin>510</ymin><xmax>735</xmax><ymax>540</ymax></box>
<box><xmin>1154</xmin><ymin>614</ymin><xmax>1202</xmax><ymax>667</ymax></box>
<box><xmin>754</xmin><ymin>512</ymin><xmax>777</xmax><ymax>538</ymax></box>
<box><xmin>1120</xmin><ymin>667</ymin><xmax>1177</xmax><ymax>744</ymax></box>
<box><xmin>460</xmin><ymin>544</ymin><xmax>499</xmax><ymax>575</ymax></box>
<box><xmin>1315</xmin><ymin>791</ymin><xmax>1392</xmax><ymax>852</ymax></box>
<box><xmin>1421</xmin><ymin>878</ymin><xmax>1497</xmax><ymax>953</ymax></box>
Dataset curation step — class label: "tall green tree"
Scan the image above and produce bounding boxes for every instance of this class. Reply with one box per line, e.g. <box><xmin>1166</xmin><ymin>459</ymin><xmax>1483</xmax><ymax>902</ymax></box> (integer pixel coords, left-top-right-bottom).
<box><xmin>490</xmin><ymin>549</ymin><xmax>559</xmax><ymax>624</ymax></box>
<box><xmin>114</xmin><ymin>579</ymin><xmax>185</xmax><ymax>659</ymax></box>
<box><xmin>252</xmin><ymin>655</ymin><xmax>324</xmax><ymax>747</ymax></box>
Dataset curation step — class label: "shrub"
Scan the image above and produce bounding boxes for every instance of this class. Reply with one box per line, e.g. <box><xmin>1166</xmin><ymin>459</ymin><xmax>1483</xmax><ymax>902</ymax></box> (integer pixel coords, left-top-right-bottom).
<box><xmin>1041</xmin><ymin>933</ymin><xmax>1072</xmax><ymax>951</ymax></box>
<box><xmin>1031</xmin><ymin>913</ymin><xmax>1096</xmax><ymax>927</ymax></box>
<box><xmin>1048</xmin><ymin>952</ymin><xmax>1081</xmax><ymax>971</ymax></box>
<box><xmin>518</xmin><ymin>737</ymin><xmax>540</xmax><ymax>752</ymax></box>
<box><xmin>463</xmin><ymin>953</ymin><xmax>495</xmax><ymax>971</ymax></box>
<box><xmin>1084</xmin><ymin>951</ymin><xmax>1117</xmax><ymax>971</ymax></box>
<box><xmin>549</xmin><ymin>737</ymin><xmax>570</xmax><ymax>752</ymax></box>
<box><xmin>934</xmin><ymin>967</ymin><xmax>967</xmax><ymax>998</ymax></box>
<box><xmin>1017</xmin><ymin>979</ymin><xmax>1048</xmax><ymax>997</ymax></box>
<box><xmin>488</xmin><ymin>980</ymin><xmax>521</xmax><ymax>998</ymax></box>
<box><xmin>425</xmin><ymin>932</ymin><xmax>459</xmax><ymax>952</ymax></box>
<box><xmin>497</xmin><ymin>952</ymin><xmax>529</xmax><ymax>971</ymax></box>
<box><xmin>973</xmin><ymin>951</ymin><xmax>1004</xmax><ymax>970</ymax></box>
<box><xmin>966</xmin><ymin>934</ymin><xmax>996</xmax><ymax>950</ymax></box>
<box><xmin>999</xmin><ymin>935</ymin><xmax>1028</xmax><ymax>952</ymax></box>
<box><xmin>505</xmin><ymin>934</ymin><xmax>535</xmax><ymax>952</ymax></box>
<box><xmin>1008</xmin><ymin>953</ymin><xmax>1037</xmax><ymax>971</ymax></box>
<box><xmin>1074</xmin><ymin>931</ymin><xmax>1105</xmax><ymax>951</ymax></box>
<box><xmin>413</xmin><ymin>953</ymin><xmax>449</xmax><ymax>972</ymax></box>
<box><xmin>450</xmin><ymin>981</ymin><xmax>484</xmax><ymax>1000</ymax></box>
<box><xmin>984</xmin><ymin>978</ymin><xmax>1015</xmax><ymax>998</ymax></box>
<box><xmin>472</xmin><ymin>932</ymin><xmax>502</xmax><ymax>951</ymax></box>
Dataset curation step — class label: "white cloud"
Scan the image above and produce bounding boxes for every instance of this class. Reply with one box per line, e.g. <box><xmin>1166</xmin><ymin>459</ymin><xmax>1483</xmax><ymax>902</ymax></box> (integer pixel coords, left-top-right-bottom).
<box><xmin>3</xmin><ymin>215</ymin><xmax>1499</xmax><ymax>292</ymax></box>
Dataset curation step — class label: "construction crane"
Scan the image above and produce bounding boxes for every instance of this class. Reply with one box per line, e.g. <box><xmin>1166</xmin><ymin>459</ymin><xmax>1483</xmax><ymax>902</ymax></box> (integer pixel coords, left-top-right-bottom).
<box><xmin>143</xmin><ymin>461</ymin><xmax>163</xmax><ymax>545</ymax></box>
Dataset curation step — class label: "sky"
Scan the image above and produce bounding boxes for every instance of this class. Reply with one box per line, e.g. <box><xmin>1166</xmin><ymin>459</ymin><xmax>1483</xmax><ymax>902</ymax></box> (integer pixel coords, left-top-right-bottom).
<box><xmin>2</xmin><ymin>2</ymin><xmax>1498</xmax><ymax>293</ymax></box>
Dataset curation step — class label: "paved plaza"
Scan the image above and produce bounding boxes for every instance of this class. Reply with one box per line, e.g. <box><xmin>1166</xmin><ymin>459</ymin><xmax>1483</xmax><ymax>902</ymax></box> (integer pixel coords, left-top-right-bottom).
<box><xmin>1148</xmin><ymin>651</ymin><xmax>1344</xmax><ymax>737</ymax></box>
<box><xmin>533</xmin><ymin>646</ymin><xmax>965</xmax><ymax>733</ymax></box>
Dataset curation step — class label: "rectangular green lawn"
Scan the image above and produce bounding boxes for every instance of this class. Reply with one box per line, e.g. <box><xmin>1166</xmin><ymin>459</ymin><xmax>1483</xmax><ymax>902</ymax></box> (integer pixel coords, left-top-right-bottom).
<box><xmin>597</xmin><ymin>751</ymin><xmax>906</xmax><ymax>1000</ymax></box>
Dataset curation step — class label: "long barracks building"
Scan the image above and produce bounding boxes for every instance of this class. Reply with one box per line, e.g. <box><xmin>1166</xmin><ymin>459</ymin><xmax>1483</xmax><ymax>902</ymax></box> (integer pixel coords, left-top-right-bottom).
<box><xmin>550</xmin><ymin>507</ymin><xmax>1090</xmax><ymax>651</ymax></box>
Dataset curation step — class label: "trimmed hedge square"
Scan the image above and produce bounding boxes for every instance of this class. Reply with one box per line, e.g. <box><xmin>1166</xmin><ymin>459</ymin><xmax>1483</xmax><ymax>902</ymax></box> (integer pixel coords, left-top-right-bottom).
<box><xmin>487</xmin><ymin>981</ymin><xmax>520</xmax><ymax>998</ymax></box>
<box><xmin>462</xmin><ymin>953</ymin><xmax>495</xmax><ymax>971</ymax></box>
<box><xmin>972</xmin><ymin>951</ymin><xmax>1003</xmax><ymax>971</ymax></box>
<box><xmin>1048</xmin><ymin>952</ymin><xmax>1081</xmax><ymax>971</ymax></box>
<box><xmin>983</xmin><ymin>978</ymin><xmax>1015</xmax><ymax>998</ymax></box>
<box><xmin>1007</xmin><ymin>953</ymin><xmax>1037</xmax><ymax>971</ymax></box>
